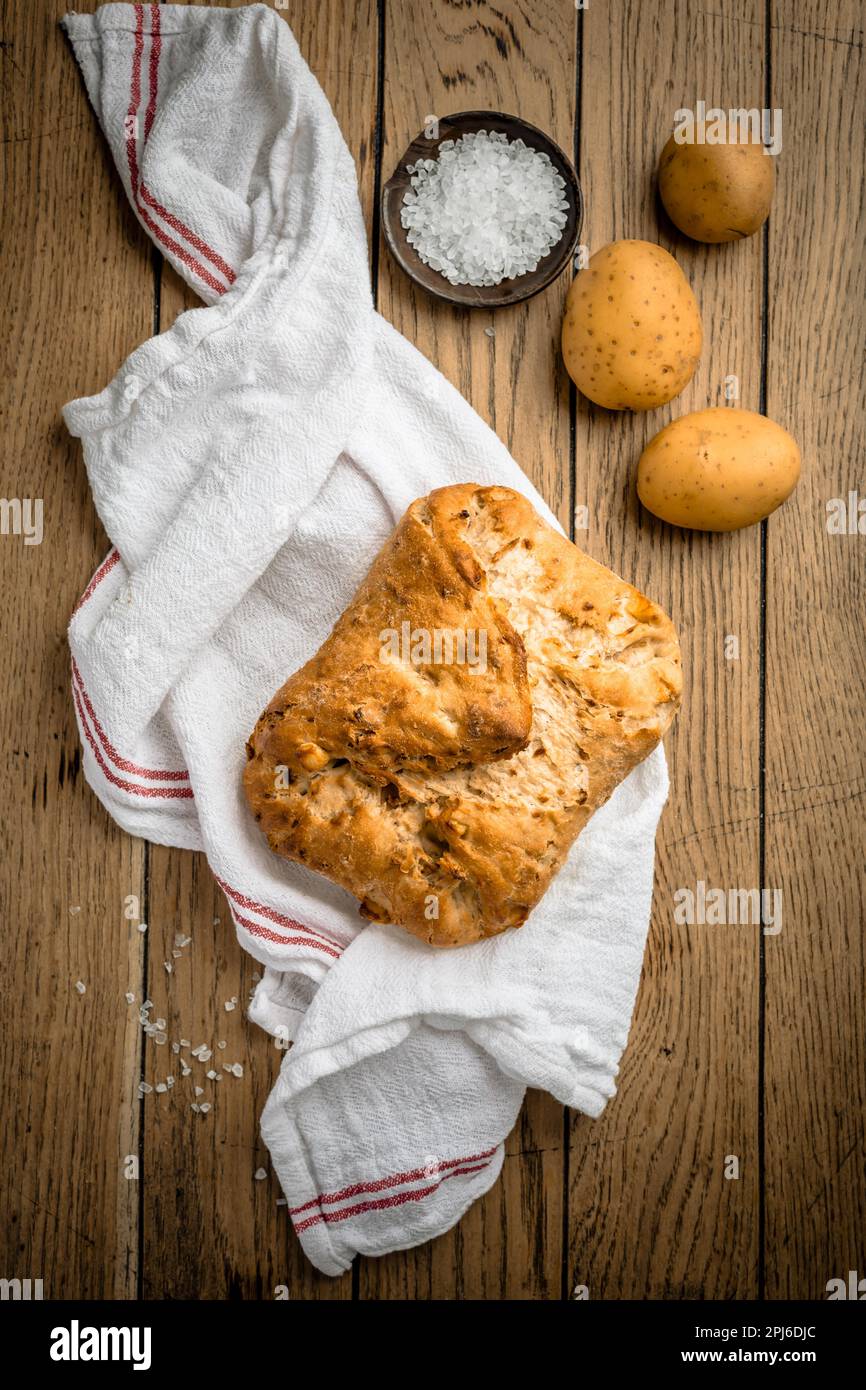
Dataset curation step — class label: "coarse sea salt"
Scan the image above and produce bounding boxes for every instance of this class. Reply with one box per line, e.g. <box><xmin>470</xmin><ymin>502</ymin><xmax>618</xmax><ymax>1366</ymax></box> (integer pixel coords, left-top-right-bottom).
<box><xmin>400</xmin><ymin>130</ymin><xmax>569</xmax><ymax>287</ymax></box>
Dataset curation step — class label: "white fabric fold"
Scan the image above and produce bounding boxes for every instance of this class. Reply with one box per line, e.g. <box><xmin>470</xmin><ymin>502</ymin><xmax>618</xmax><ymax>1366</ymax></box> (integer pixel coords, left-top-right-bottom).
<box><xmin>62</xmin><ymin>3</ymin><xmax>670</xmax><ymax>1275</ymax></box>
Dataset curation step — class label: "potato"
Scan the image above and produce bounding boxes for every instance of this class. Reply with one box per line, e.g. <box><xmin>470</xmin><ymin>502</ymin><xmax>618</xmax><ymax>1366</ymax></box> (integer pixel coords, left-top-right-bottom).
<box><xmin>658</xmin><ymin>133</ymin><xmax>775</xmax><ymax>243</ymax></box>
<box><xmin>561</xmin><ymin>240</ymin><xmax>702</xmax><ymax>411</ymax></box>
<box><xmin>637</xmin><ymin>407</ymin><xmax>800</xmax><ymax>531</ymax></box>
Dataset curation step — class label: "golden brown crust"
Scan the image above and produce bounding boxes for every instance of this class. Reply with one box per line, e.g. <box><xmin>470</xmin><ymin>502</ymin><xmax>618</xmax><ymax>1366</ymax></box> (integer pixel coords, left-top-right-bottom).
<box><xmin>243</xmin><ymin>485</ymin><xmax>682</xmax><ymax>947</ymax></box>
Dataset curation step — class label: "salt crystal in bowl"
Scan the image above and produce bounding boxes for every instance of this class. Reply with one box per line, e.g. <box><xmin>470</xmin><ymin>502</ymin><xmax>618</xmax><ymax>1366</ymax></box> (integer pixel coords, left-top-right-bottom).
<box><xmin>382</xmin><ymin>111</ymin><xmax>582</xmax><ymax>309</ymax></box>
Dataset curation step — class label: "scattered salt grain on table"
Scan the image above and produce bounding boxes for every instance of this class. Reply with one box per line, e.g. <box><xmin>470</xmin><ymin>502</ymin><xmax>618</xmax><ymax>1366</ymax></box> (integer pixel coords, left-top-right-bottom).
<box><xmin>75</xmin><ymin>980</ymin><xmax>86</xmax><ymax>995</ymax></box>
<box><xmin>400</xmin><ymin>130</ymin><xmax>569</xmax><ymax>287</ymax></box>
<box><xmin>254</xmin><ymin>1168</ymin><xmax>267</xmax><ymax>1181</ymax></box>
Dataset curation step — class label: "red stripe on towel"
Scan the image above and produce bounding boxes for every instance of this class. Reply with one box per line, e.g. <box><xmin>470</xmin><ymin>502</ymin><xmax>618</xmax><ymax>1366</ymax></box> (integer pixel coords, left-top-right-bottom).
<box><xmin>73</xmin><ymin>683</ymin><xmax>194</xmax><ymax>799</ymax></box>
<box><xmin>143</xmin><ymin>2</ymin><xmax>161</xmax><ymax>142</ymax></box>
<box><xmin>71</xmin><ymin>658</ymin><xmax>190</xmax><ymax>782</ymax></box>
<box><xmin>138</xmin><ymin>202</ymin><xmax>230</xmax><ymax>294</ymax></box>
<box><xmin>289</xmin><ymin>1145</ymin><xmax>500</xmax><ymax>1216</ymax></box>
<box><xmin>215</xmin><ymin>877</ymin><xmax>343</xmax><ymax>951</ymax></box>
<box><xmin>124</xmin><ymin>5</ymin><xmax>236</xmax><ymax>295</ymax></box>
<box><xmin>140</xmin><ymin>183</ymin><xmax>237</xmax><ymax>284</ymax></box>
<box><xmin>231</xmin><ymin>907</ymin><xmax>342</xmax><ymax>959</ymax></box>
<box><xmin>71</xmin><ymin>548</ymin><xmax>121</xmax><ymax>615</ymax></box>
<box><xmin>292</xmin><ymin>1161</ymin><xmax>494</xmax><ymax>1234</ymax></box>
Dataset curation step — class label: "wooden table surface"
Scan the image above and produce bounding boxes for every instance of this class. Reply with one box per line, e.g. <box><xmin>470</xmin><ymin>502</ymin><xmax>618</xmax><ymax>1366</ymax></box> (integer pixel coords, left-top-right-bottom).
<box><xmin>2</xmin><ymin>0</ymin><xmax>863</xmax><ymax>1301</ymax></box>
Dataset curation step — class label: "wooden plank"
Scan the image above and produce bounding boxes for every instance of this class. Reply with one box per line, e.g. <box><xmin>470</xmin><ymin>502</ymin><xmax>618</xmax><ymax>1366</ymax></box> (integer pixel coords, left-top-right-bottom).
<box><xmin>0</xmin><ymin>0</ymin><xmax>152</xmax><ymax>1298</ymax></box>
<box><xmin>376</xmin><ymin>0</ymin><xmax>576</xmax><ymax>524</ymax></box>
<box><xmin>140</xmin><ymin>0</ymin><xmax>379</xmax><ymax>1300</ymax></box>
<box><xmin>138</xmin><ymin>853</ymin><xmax>303</xmax><ymax>1299</ymax></box>
<box><xmin>567</xmin><ymin>0</ymin><xmax>765</xmax><ymax>1298</ymax></box>
<box><xmin>359</xmin><ymin>0</ymin><xmax>578</xmax><ymax>1301</ymax></box>
<box><xmin>763</xmin><ymin>0</ymin><xmax>866</xmax><ymax>1299</ymax></box>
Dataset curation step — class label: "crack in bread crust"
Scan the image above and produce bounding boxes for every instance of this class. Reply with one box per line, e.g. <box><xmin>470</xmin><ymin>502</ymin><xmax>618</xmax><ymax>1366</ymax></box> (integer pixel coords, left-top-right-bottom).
<box><xmin>243</xmin><ymin>484</ymin><xmax>682</xmax><ymax>947</ymax></box>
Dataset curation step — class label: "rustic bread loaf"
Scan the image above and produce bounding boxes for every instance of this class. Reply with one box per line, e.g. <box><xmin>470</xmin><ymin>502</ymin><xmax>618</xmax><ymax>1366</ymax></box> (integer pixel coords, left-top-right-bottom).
<box><xmin>243</xmin><ymin>484</ymin><xmax>681</xmax><ymax>947</ymax></box>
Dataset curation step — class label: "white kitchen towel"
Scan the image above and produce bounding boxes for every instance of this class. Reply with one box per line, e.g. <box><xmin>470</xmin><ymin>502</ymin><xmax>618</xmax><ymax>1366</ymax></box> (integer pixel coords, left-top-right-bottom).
<box><xmin>62</xmin><ymin>3</ymin><xmax>671</xmax><ymax>1275</ymax></box>
<box><xmin>260</xmin><ymin>751</ymin><xmax>666</xmax><ymax>1272</ymax></box>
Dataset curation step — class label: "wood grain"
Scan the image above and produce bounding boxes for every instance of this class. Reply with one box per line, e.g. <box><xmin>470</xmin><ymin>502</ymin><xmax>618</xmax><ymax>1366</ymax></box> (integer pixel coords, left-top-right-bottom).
<box><xmin>763</xmin><ymin>0</ymin><xmax>866</xmax><ymax>1299</ymax></box>
<box><xmin>375</xmin><ymin>0</ymin><xmax>578</xmax><ymax>522</ymax></box>
<box><xmin>0</xmin><ymin>0</ymin><xmax>152</xmax><ymax>1299</ymax></box>
<box><xmin>567</xmin><ymin>0</ymin><xmax>765</xmax><ymax>1299</ymax></box>
<box><xmin>359</xmin><ymin>0</ymin><xmax>579</xmax><ymax>1302</ymax></box>
<box><xmin>139</xmin><ymin>0</ymin><xmax>379</xmax><ymax>1301</ymax></box>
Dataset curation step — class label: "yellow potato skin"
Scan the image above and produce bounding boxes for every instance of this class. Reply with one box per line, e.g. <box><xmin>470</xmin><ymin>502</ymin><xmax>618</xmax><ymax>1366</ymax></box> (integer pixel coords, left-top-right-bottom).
<box><xmin>561</xmin><ymin>240</ymin><xmax>702</xmax><ymax>411</ymax></box>
<box><xmin>637</xmin><ymin>407</ymin><xmax>800</xmax><ymax>532</ymax></box>
<box><xmin>658</xmin><ymin>134</ymin><xmax>775</xmax><ymax>243</ymax></box>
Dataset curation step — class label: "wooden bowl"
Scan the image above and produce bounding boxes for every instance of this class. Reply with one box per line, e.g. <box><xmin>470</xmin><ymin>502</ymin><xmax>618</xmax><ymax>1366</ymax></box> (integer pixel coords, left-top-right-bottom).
<box><xmin>382</xmin><ymin>111</ymin><xmax>583</xmax><ymax>310</ymax></box>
